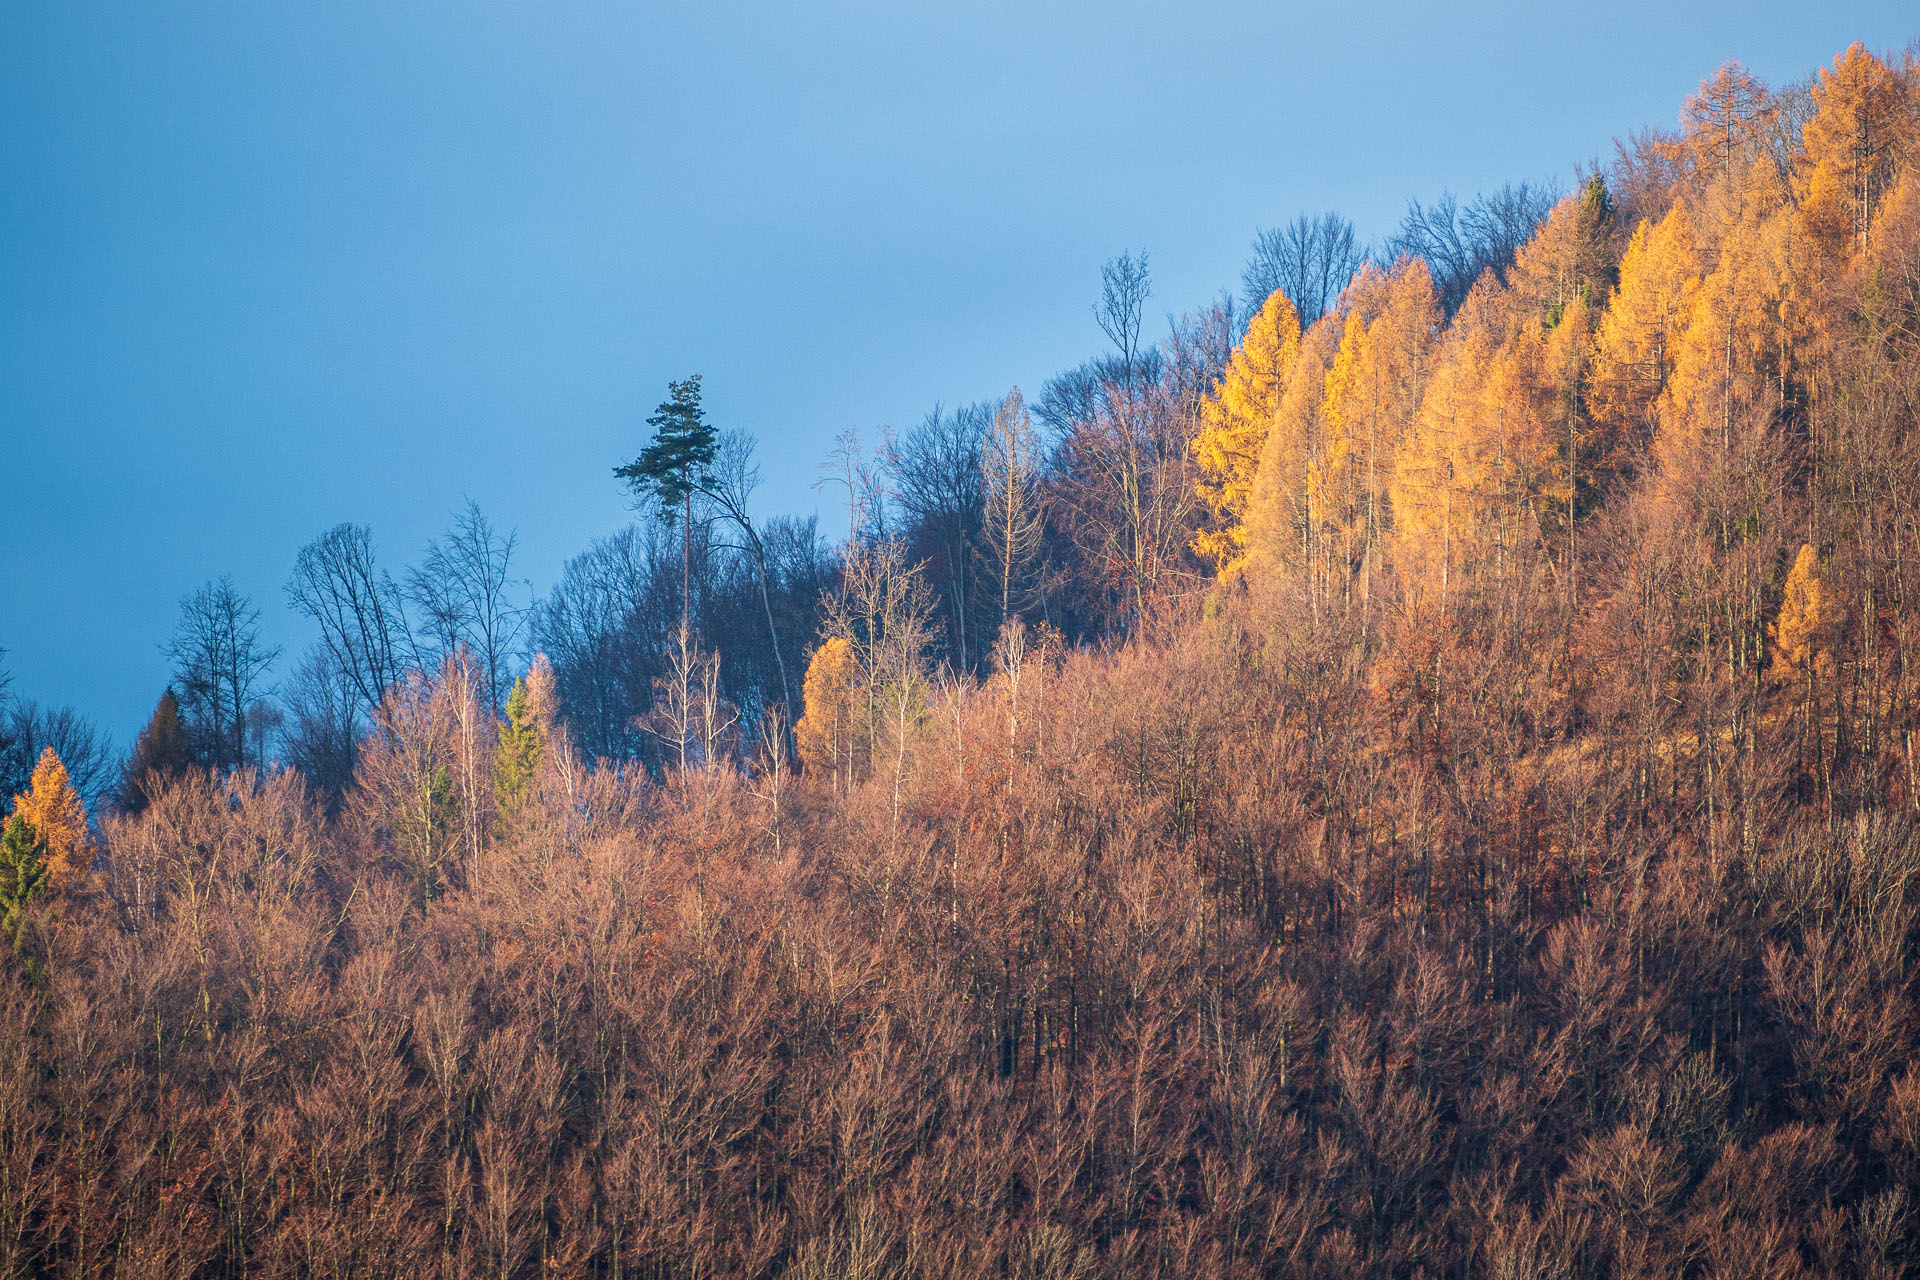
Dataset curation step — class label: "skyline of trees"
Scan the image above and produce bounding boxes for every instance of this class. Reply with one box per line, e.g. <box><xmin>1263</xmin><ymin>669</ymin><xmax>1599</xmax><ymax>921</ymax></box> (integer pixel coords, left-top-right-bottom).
<box><xmin>4</xmin><ymin>41</ymin><xmax>1916</xmax><ymax>810</ymax></box>
<box><xmin>7</xmin><ymin>40</ymin><xmax>1918</xmax><ymax>801</ymax></box>
<box><xmin>6</xmin><ymin>115</ymin><xmax>1577</xmax><ymax>777</ymax></box>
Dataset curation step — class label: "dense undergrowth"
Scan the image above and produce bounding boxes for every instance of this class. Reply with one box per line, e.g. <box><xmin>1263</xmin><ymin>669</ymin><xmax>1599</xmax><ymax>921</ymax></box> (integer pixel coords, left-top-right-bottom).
<box><xmin>5</xmin><ymin>588</ymin><xmax>1920</xmax><ymax>1278</ymax></box>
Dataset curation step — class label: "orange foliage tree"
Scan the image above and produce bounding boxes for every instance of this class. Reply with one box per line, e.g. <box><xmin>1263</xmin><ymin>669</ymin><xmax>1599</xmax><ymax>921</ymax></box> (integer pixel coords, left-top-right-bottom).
<box><xmin>9</xmin><ymin>747</ymin><xmax>91</xmax><ymax>891</ymax></box>
<box><xmin>1796</xmin><ymin>42</ymin><xmax>1911</xmax><ymax>256</ymax></box>
<box><xmin>1313</xmin><ymin>260</ymin><xmax>1439</xmax><ymax>614</ymax></box>
<box><xmin>1191</xmin><ymin>288</ymin><xmax>1301</xmax><ymax>577</ymax></box>
<box><xmin>1591</xmin><ymin>202</ymin><xmax>1701</xmax><ymax>456</ymax></box>
<box><xmin>1768</xmin><ymin>543</ymin><xmax>1837</xmax><ymax>685</ymax></box>
<box><xmin>795</xmin><ymin>636</ymin><xmax>859</xmax><ymax>787</ymax></box>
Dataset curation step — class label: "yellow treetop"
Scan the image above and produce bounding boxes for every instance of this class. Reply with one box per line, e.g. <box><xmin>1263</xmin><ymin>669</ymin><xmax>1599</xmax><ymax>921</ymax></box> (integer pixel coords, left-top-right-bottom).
<box><xmin>1540</xmin><ymin>292</ymin><xmax>1594</xmax><ymax>506</ymax></box>
<box><xmin>1768</xmin><ymin>544</ymin><xmax>1837</xmax><ymax>684</ymax></box>
<box><xmin>1863</xmin><ymin>167</ymin><xmax>1920</xmax><ymax>351</ymax></box>
<box><xmin>1681</xmin><ymin>60</ymin><xmax>1774</xmax><ymax>186</ymax></box>
<box><xmin>1655</xmin><ymin>161</ymin><xmax>1794</xmax><ymax>492</ymax></box>
<box><xmin>795</xmin><ymin>636</ymin><xmax>860</xmax><ymax>782</ymax></box>
<box><xmin>1312</xmin><ymin>309</ymin><xmax>1370</xmax><ymax>547</ymax></box>
<box><xmin>1316</xmin><ymin>260</ymin><xmax>1438</xmax><ymax>560</ymax></box>
<box><xmin>1390</xmin><ymin>274</ymin><xmax>1562</xmax><ymax>586</ymax></box>
<box><xmin>1391</xmin><ymin>282</ymin><xmax>1491</xmax><ymax>579</ymax></box>
<box><xmin>1192</xmin><ymin>288</ymin><xmax>1302</xmax><ymax>576</ymax></box>
<box><xmin>1507</xmin><ymin>185</ymin><xmax>1615</xmax><ymax>326</ymax></box>
<box><xmin>1795</xmin><ymin>43</ymin><xmax>1910</xmax><ymax>258</ymax></box>
<box><xmin>1242</xmin><ymin>314</ymin><xmax>1342</xmax><ymax>585</ymax></box>
<box><xmin>1591</xmin><ymin>204</ymin><xmax>1701</xmax><ymax>453</ymax></box>
<box><xmin>11</xmin><ymin>747</ymin><xmax>92</xmax><ymax>891</ymax></box>
<box><xmin>1474</xmin><ymin>183</ymin><xmax>1613</xmax><ymax>521</ymax></box>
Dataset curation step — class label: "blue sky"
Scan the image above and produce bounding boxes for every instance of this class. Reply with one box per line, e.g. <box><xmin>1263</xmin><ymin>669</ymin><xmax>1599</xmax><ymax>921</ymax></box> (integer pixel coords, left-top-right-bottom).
<box><xmin>2</xmin><ymin>1</ymin><xmax>1911</xmax><ymax>749</ymax></box>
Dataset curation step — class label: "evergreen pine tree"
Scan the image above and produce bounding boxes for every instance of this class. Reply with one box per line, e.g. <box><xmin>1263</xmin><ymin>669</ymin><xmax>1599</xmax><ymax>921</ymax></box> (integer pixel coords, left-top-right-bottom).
<box><xmin>0</xmin><ymin>814</ymin><xmax>49</xmax><ymax>953</ymax></box>
<box><xmin>398</xmin><ymin>765</ymin><xmax>459</xmax><ymax>903</ymax></box>
<box><xmin>615</xmin><ymin>374</ymin><xmax>719</xmax><ymax>631</ymax></box>
<box><xmin>492</xmin><ymin>675</ymin><xmax>544</xmax><ymax>821</ymax></box>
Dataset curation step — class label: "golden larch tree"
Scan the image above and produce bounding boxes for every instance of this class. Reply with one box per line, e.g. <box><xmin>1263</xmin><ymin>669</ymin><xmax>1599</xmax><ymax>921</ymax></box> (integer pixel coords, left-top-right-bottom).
<box><xmin>1768</xmin><ymin>543</ymin><xmax>1837</xmax><ymax>685</ymax></box>
<box><xmin>1243</xmin><ymin>313</ymin><xmax>1342</xmax><ymax>589</ymax></box>
<box><xmin>1506</xmin><ymin>180</ymin><xmax>1616</xmax><ymax>327</ymax></box>
<box><xmin>1191</xmin><ymin>288</ymin><xmax>1302</xmax><ymax>577</ymax></box>
<box><xmin>1591</xmin><ymin>203</ymin><xmax>1702</xmax><ymax>457</ymax></box>
<box><xmin>1391</xmin><ymin>275</ymin><xmax>1537</xmax><ymax>591</ymax></box>
<box><xmin>795</xmin><ymin>637</ymin><xmax>860</xmax><ymax>787</ymax></box>
<box><xmin>1540</xmin><ymin>293</ymin><xmax>1596</xmax><ymax>540</ymax></box>
<box><xmin>1655</xmin><ymin>159</ymin><xmax>1795</xmax><ymax>496</ymax></box>
<box><xmin>1315</xmin><ymin>260</ymin><xmax>1438</xmax><ymax>608</ymax></box>
<box><xmin>1681</xmin><ymin>60</ymin><xmax>1775</xmax><ymax>187</ymax></box>
<box><xmin>1313</xmin><ymin>308</ymin><xmax>1372</xmax><ymax>592</ymax></box>
<box><xmin>1499</xmin><ymin>180</ymin><xmax>1616</xmax><ymax>539</ymax></box>
<box><xmin>1862</xmin><ymin>167</ymin><xmax>1920</xmax><ymax>362</ymax></box>
<box><xmin>1796</xmin><ymin>42</ymin><xmax>1910</xmax><ymax>257</ymax></box>
<box><xmin>10</xmin><ymin>747</ymin><xmax>91</xmax><ymax>891</ymax></box>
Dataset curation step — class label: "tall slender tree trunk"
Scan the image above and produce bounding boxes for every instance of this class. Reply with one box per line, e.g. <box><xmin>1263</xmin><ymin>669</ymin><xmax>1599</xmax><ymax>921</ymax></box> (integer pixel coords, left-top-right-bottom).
<box><xmin>749</xmin><ymin>537</ymin><xmax>792</xmax><ymax>727</ymax></box>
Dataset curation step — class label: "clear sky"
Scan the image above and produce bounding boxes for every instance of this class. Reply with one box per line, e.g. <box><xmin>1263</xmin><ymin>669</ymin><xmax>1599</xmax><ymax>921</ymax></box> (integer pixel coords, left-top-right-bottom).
<box><xmin>2</xmin><ymin>0</ymin><xmax>1912</xmax><ymax>750</ymax></box>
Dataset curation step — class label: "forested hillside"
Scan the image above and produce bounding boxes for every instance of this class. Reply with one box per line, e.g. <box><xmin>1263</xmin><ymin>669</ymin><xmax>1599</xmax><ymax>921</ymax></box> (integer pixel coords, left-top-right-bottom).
<box><xmin>4</xmin><ymin>41</ymin><xmax>1920</xmax><ymax>1278</ymax></box>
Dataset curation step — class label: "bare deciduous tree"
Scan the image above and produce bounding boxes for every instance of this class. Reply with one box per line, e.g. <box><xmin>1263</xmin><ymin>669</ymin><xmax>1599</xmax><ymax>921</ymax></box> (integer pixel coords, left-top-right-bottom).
<box><xmin>164</xmin><ymin>576</ymin><xmax>281</xmax><ymax>770</ymax></box>
<box><xmin>286</xmin><ymin>523</ymin><xmax>416</xmax><ymax>717</ymax></box>
<box><xmin>280</xmin><ymin>646</ymin><xmax>359</xmax><ymax>803</ymax></box>
<box><xmin>1242</xmin><ymin>212</ymin><xmax>1366</xmax><ymax>328</ymax></box>
<box><xmin>1095</xmin><ymin>249</ymin><xmax>1152</xmax><ymax>398</ymax></box>
<box><xmin>889</xmin><ymin>404</ymin><xmax>987</xmax><ymax>669</ymax></box>
<box><xmin>824</xmin><ymin>536</ymin><xmax>937</xmax><ymax>769</ymax></box>
<box><xmin>693</xmin><ymin>431</ymin><xmax>795</xmax><ymax>721</ymax></box>
<box><xmin>406</xmin><ymin>501</ymin><xmax>528</xmax><ymax>715</ymax></box>
<box><xmin>1076</xmin><ymin>251</ymin><xmax>1186</xmax><ymax>627</ymax></box>
<box><xmin>980</xmin><ymin>388</ymin><xmax>1045</xmax><ymax>630</ymax></box>
<box><xmin>1386</xmin><ymin>181</ymin><xmax>1557</xmax><ymax>314</ymax></box>
<box><xmin>646</xmin><ymin>622</ymin><xmax>736</xmax><ymax>773</ymax></box>
<box><xmin>0</xmin><ymin>700</ymin><xmax>112</xmax><ymax>808</ymax></box>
